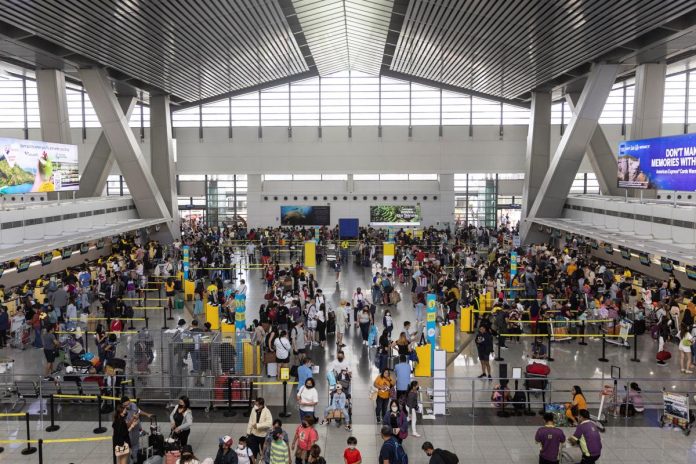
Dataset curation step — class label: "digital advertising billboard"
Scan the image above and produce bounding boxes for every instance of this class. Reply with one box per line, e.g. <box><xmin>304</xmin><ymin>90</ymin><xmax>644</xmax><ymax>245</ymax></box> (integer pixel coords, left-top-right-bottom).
<box><xmin>0</xmin><ymin>137</ymin><xmax>79</xmax><ymax>194</ymax></box>
<box><xmin>618</xmin><ymin>133</ymin><xmax>696</xmax><ymax>190</ymax></box>
<box><xmin>370</xmin><ymin>205</ymin><xmax>421</xmax><ymax>225</ymax></box>
<box><xmin>280</xmin><ymin>206</ymin><xmax>330</xmax><ymax>226</ymax></box>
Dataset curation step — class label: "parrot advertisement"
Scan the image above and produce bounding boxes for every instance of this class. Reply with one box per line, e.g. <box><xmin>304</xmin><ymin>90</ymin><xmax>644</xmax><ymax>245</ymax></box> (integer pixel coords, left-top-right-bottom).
<box><xmin>0</xmin><ymin>137</ymin><xmax>79</xmax><ymax>194</ymax></box>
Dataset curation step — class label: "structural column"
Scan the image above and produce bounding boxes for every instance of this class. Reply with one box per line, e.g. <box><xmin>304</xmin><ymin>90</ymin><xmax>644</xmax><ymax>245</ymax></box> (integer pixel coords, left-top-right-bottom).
<box><xmin>36</xmin><ymin>69</ymin><xmax>72</xmax><ymax>144</ymax></box>
<box><xmin>150</xmin><ymin>94</ymin><xmax>180</xmax><ymax>238</ymax></box>
<box><xmin>79</xmin><ymin>68</ymin><xmax>174</xmax><ymax>240</ymax></box>
<box><xmin>521</xmin><ymin>64</ymin><xmax>619</xmax><ymax>242</ymax></box>
<box><xmin>632</xmin><ymin>63</ymin><xmax>666</xmax><ymax>140</ymax></box>
<box><xmin>565</xmin><ymin>92</ymin><xmax>620</xmax><ymax>196</ymax></box>
<box><xmin>77</xmin><ymin>96</ymin><xmax>136</xmax><ymax>198</ymax></box>
<box><xmin>521</xmin><ymin>91</ymin><xmax>551</xmax><ymax>221</ymax></box>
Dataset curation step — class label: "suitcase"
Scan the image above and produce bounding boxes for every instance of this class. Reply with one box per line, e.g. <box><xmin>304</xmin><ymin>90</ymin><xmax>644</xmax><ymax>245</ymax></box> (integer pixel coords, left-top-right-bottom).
<box><xmin>326</xmin><ymin>318</ymin><xmax>336</xmax><ymax>335</ymax></box>
<box><xmin>634</xmin><ymin>319</ymin><xmax>646</xmax><ymax>335</ymax></box>
<box><xmin>526</xmin><ymin>362</ymin><xmax>551</xmax><ymax>376</ymax></box>
<box><xmin>389</xmin><ymin>292</ymin><xmax>401</xmax><ymax>305</ymax></box>
<box><xmin>149</xmin><ymin>433</ymin><xmax>165</xmax><ymax>456</ymax></box>
<box><xmin>214</xmin><ymin>376</ymin><xmax>229</xmax><ymax>401</ymax></box>
<box><xmin>657</xmin><ymin>350</ymin><xmax>672</xmax><ymax>361</ymax></box>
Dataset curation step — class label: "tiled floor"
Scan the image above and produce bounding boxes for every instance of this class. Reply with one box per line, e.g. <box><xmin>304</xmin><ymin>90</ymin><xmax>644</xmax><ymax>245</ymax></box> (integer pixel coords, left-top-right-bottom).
<box><xmin>2</xmin><ymin>257</ymin><xmax>696</xmax><ymax>463</ymax></box>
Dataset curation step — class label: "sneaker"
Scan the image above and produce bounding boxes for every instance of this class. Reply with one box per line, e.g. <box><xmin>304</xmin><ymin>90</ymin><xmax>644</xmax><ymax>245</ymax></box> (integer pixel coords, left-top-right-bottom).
<box><xmin>686</xmin><ymin>370</ymin><xmax>694</xmax><ymax>374</ymax></box>
<box><xmin>412</xmin><ymin>432</ymin><xmax>421</xmax><ymax>437</ymax></box>
<box><xmin>477</xmin><ymin>373</ymin><xmax>486</xmax><ymax>379</ymax></box>
<box><xmin>487</xmin><ymin>375</ymin><xmax>492</xmax><ymax>380</ymax></box>
<box><xmin>500</xmin><ymin>346</ymin><xmax>508</xmax><ymax>350</ymax></box>
<box><xmin>376</xmin><ymin>417</ymin><xmax>381</xmax><ymax>424</ymax></box>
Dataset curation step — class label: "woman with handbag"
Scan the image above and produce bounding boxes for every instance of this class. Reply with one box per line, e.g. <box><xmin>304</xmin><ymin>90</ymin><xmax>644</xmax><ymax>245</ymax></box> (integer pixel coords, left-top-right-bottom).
<box><xmin>265</xmin><ymin>327</ymin><xmax>278</xmax><ymax>378</ymax></box>
<box><xmin>406</xmin><ymin>381</ymin><xmax>421</xmax><ymax>437</ymax></box>
<box><xmin>170</xmin><ymin>396</ymin><xmax>193</xmax><ymax>448</ymax></box>
<box><xmin>382</xmin><ymin>399</ymin><xmax>408</xmax><ymax>443</ymax></box>
<box><xmin>113</xmin><ymin>403</ymin><xmax>136</xmax><ymax>464</ymax></box>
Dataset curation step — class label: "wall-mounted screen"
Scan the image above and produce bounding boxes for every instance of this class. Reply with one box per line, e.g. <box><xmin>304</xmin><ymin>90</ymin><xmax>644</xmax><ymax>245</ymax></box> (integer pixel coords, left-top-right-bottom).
<box><xmin>61</xmin><ymin>247</ymin><xmax>73</xmax><ymax>259</ymax></box>
<box><xmin>41</xmin><ymin>253</ymin><xmax>53</xmax><ymax>265</ymax></box>
<box><xmin>591</xmin><ymin>240</ymin><xmax>598</xmax><ymax>249</ymax></box>
<box><xmin>604</xmin><ymin>244</ymin><xmax>614</xmax><ymax>254</ymax></box>
<box><xmin>618</xmin><ymin>133</ymin><xmax>696</xmax><ymax>190</ymax></box>
<box><xmin>661</xmin><ymin>257</ymin><xmax>674</xmax><ymax>273</ymax></box>
<box><xmin>96</xmin><ymin>240</ymin><xmax>105</xmax><ymax>250</ymax></box>
<box><xmin>686</xmin><ymin>265</ymin><xmax>696</xmax><ymax>280</ymax></box>
<box><xmin>17</xmin><ymin>260</ymin><xmax>31</xmax><ymax>272</ymax></box>
<box><xmin>0</xmin><ymin>137</ymin><xmax>79</xmax><ymax>193</ymax></box>
<box><xmin>80</xmin><ymin>243</ymin><xmax>89</xmax><ymax>254</ymax></box>
<box><xmin>280</xmin><ymin>206</ymin><xmax>330</xmax><ymax>226</ymax></box>
<box><xmin>621</xmin><ymin>248</ymin><xmax>631</xmax><ymax>260</ymax></box>
<box><xmin>370</xmin><ymin>205</ymin><xmax>421</xmax><ymax>225</ymax></box>
<box><xmin>639</xmin><ymin>253</ymin><xmax>650</xmax><ymax>266</ymax></box>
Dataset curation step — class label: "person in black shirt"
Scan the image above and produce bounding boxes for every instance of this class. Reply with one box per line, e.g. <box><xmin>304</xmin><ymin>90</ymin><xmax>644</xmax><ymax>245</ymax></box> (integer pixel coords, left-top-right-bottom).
<box><xmin>475</xmin><ymin>325</ymin><xmax>493</xmax><ymax>380</ymax></box>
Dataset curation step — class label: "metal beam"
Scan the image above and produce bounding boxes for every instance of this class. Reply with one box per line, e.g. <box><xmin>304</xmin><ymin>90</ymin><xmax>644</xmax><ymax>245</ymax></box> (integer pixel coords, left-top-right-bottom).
<box><xmin>150</xmin><ymin>94</ymin><xmax>180</xmax><ymax>239</ymax></box>
<box><xmin>632</xmin><ymin>62</ymin><xmax>666</xmax><ymax>140</ymax></box>
<box><xmin>76</xmin><ymin>96</ymin><xmax>136</xmax><ymax>198</ymax></box>
<box><xmin>381</xmin><ymin>70</ymin><xmax>531</xmax><ymax>109</ymax></box>
<box><xmin>522</xmin><ymin>91</ymin><xmax>551</xmax><ymax>221</ymax></box>
<box><xmin>521</xmin><ymin>63</ymin><xmax>619</xmax><ymax>241</ymax></box>
<box><xmin>79</xmin><ymin>67</ymin><xmax>174</xmax><ymax>239</ymax></box>
<box><xmin>565</xmin><ymin>92</ymin><xmax>621</xmax><ymax>196</ymax></box>
<box><xmin>35</xmin><ymin>69</ymin><xmax>71</xmax><ymax>144</ymax></box>
<box><xmin>173</xmin><ymin>70</ymin><xmax>318</xmax><ymax>110</ymax></box>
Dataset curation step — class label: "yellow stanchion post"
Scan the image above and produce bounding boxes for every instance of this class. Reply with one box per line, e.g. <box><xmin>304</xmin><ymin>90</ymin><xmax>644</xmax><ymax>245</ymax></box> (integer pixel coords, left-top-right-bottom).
<box><xmin>304</xmin><ymin>241</ymin><xmax>316</xmax><ymax>268</ymax></box>
<box><xmin>206</xmin><ymin>303</ymin><xmax>220</xmax><ymax>330</ymax></box>
<box><xmin>440</xmin><ymin>323</ymin><xmax>455</xmax><ymax>352</ymax></box>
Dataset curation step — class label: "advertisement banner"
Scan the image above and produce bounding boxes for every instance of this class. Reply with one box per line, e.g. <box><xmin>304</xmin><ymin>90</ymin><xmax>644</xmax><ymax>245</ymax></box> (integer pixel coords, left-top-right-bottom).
<box><xmin>618</xmin><ymin>133</ymin><xmax>696</xmax><ymax>190</ymax></box>
<box><xmin>0</xmin><ymin>137</ymin><xmax>79</xmax><ymax>193</ymax></box>
<box><xmin>370</xmin><ymin>205</ymin><xmax>421</xmax><ymax>225</ymax></box>
<box><xmin>234</xmin><ymin>294</ymin><xmax>246</xmax><ymax>331</ymax></box>
<box><xmin>510</xmin><ymin>251</ymin><xmax>518</xmax><ymax>279</ymax></box>
<box><xmin>426</xmin><ymin>293</ymin><xmax>437</xmax><ymax>369</ymax></box>
<box><xmin>182</xmin><ymin>246</ymin><xmax>190</xmax><ymax>280</ymax></box>
<box><xmin>280</xmin><ymin>205</ymin><xmax>330</xmax><ymax>226</ymax></box>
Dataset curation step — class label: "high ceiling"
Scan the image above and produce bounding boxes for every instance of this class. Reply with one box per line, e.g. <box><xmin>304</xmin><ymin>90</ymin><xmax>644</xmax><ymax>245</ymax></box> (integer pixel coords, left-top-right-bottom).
<box><xmin>1</xmin><ymin>0</ymin><xmax>696</xmax><ymax>106</ymax></box>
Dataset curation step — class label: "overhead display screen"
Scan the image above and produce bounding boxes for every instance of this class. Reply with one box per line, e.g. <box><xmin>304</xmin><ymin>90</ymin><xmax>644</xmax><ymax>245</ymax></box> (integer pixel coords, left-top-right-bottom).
<box><xmin>280</xmin><ymin>206</ymin><xmax>330</xmax><ymax>226</ymax></box>
<box><xmin>618</xmin><ymin>133</ymin><xmax>696</xmax><ymax>190</ymax></box>
<box><xmin>0</xmin><ymin>137</ymin><xmax>79</xmax><ymax>193</ymax></box>
<box><xmin>370</xmin><ymin>205</ymin><xmax>421</xmax><ymax>225</ymax></box>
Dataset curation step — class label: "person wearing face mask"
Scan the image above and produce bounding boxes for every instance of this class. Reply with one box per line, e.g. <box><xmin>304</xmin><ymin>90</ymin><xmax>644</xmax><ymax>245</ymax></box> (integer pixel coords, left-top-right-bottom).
<box><xmin>263</xmin><ymin>420</ymin><xmax>290</xmax><ymax>464</ymax></box>
<box><xmin>291</xmin><ymin>417</ymin><xmax>318</xmax><ymax>464</ymax></box>
<box><xmin>320</xmin><ymin>383</ymin><xmax>351</xmax><ymax>431</ymax></box>
<box><xmin>112</xmin><ymin>404</ymin><xmax>135</xmax><ymax>464</ymax></box>
<box><xmin>235</xmin><ymin>436</ymin><xmax>255</xmax><ymax>464</ymax></box>
<box><xmin>405</xmin><ymin>381</ymin><xmax>421</xmax><ymax>437</ymax></box>
<box><xmin>383</xmin><ymin>400</ymin><xmax>409</xmax><ymax>443</ymax></box>
<box><xmin>214</xmin><ymin>435</ymin><xmax>239</xmax><ymax>464</ymax></box>
<box><xmin>269</xmin><ymin>429</ymin><xmax>291</xmax><ymax>464</ymax></box>
<box><xmin>247</xmin><ymin>398</ymin><xmax>273</xmax><ymax>459</ymax></box>
<box><xmin>343</xmin><ymin>436</ymin><xmax>362</xmax><ymax>464</ymax></box>
<box><xmin>328</xmin><ymin>351</ymin><xmax>351</xmax><ymax>377</ymax></box>
<box><xmin>296</xmin><ymin>378</ymin><xmax>319</xmax><ymax>421</ymax></box>
<box><xmin>170</xmin><ymin>395</ymin><xmax>193</xmax><ymax>448</ymax></box>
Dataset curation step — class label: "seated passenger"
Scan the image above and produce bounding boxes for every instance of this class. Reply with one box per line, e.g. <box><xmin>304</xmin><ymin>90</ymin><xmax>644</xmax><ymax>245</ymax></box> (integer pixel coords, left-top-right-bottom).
<box><xmin>321</xmin><ymin>384</ymin><xmax>351</xmax><ymax>431</ymax></box>
<box><xmin>621</xmin><ymin>382</ymin><xmax>644</xmax><ymax>416</ymax></box>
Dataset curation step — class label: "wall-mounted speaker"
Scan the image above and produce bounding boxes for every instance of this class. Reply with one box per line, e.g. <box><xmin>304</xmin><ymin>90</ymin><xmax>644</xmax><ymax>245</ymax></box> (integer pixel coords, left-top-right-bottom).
<box><xmin>293</xmin><ymin>196</ymin><xmax>298</xmax><ymax>200</ymax></box>
<box><xmin>363</xmin><ymin>196</ymin><xmax>367</xmax><ymax>200</ymax></box>
<box><xmin>403</xmin><ymin>196</ymin><xmax>407</xmax><ymax>200</ymax></box>
<box><xmin>343</xmin><ymin>196</ymin><xmax>348</xmax><ymax>200</ymax></box>
<box><xmin>283</xmin><ymin>196</ymin><xmax>288</xmax><ymax>200</ymax></box>
<box><xmin>433</xmin><ymin>195</ymin><xmax>438</xmax><ymax>200</ymax></box>
<box><xmin>413</xmin><ymin>196</ymin><xmax>417</xmax><ymax>200</ymax></box>
<box><xmin>263</xmin><ymin>196</ymin><xmax>268</xmax><ymax>201</ymax></box>
<box><xmin>423</xmin><ymin>196</ymin><xmax>428</xmax><ymax>200</ymax></box>
<box><xmin>383</xmin><ymin>196</ymin><xmax>387</xmax><ymax>200</ymax></box>
<box><xmin>392</xmin><ymin>195</ymin><xmax>397</xmax><ymax>200</ymax></box>
<box><xmin>303</xmin><ymin>196</ymin><xmax>308</xmax><ymax>201</ymax></box>
<box><xmin>323</xmin><ymin>196</ymin><xmax>328</xmax><ymax>200</ymax></box>
<box><xmin>313</xmin><ymin>196</ymin><xmax>318</xmax><ymax>200</ymax></box>
<box><xmin>333</xmin><ymin>196</ymin><xmax>338</xmax><ymax>200</ymax></box>
<box><xmin>273</xmin><ymin>196</ymin><xmax>278</xmax><ymax>201</ymax></box>
<box><xmin>373</xmin><ymin>196</ymin><xmax>377</xmax><ymax>200</ymax></box>
<box><xmin>353</xmin><ymin>196</ymin><xmax>357</xmax><ymax>200</ymax></box>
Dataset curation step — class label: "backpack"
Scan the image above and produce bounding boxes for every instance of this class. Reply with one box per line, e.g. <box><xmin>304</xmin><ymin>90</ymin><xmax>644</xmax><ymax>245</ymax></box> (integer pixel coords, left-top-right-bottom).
<box><xmin>434</xmin><ymin>449</ymin><xmax>459</xmax><ymax>464</ymax></box>
<box><xmin>392</xmin><ymin>440</ymin><xmax>408</xmax><ymax>464</ymax></box>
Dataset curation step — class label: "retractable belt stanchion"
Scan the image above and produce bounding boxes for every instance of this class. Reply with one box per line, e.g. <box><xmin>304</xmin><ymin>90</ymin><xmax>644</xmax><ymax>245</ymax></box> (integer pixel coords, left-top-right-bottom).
<box><xmin>280</xmin><ymin>380</ymin><xmax>292</xmax><ymax>418</ymax></box>
<box><xmin>224</xmin><ymin>378</ymin><xmax>236</xmax><ymax>417</ymax></box>
<box><xmin>547</xmin><ymin>333</ymin><xmax>554</xmax><ymax>362</ymax></box>
<box><xmin>578</xmin><ymin>321</ymin><xmax>588</xmax><ymax>346</ymax></box>
<box><xmin>631</xmin><ymin>330</ymin><xmax>640</xmax><ymax>362</ymax></box>
<box><xmin>45</xmin><ymin>394</ymin><xmax>60</xmax><ymax>432</ymax></box>
<box><xmin>598</xmin><ymin>333</ymin><xmax>609</xmax><ymax>363</ymax></box>
<box><xmin>162</xmin><ymin>305</ymin><xmax>168</xmax><ymax>330</ymax></box>
<box><xmin>38</xmin><ymin>438</ymin><xmax>43</xmax><ymax>464</ymax></box>
<box><xmin>94</xmin><ymin>395</ymin><xmax>107</xmax><ymax>434</ymax></box>
<box><xmin>21</xmin><ymin>412</ymin><xmax>36</xmax><ymax>455</ymax></box>
<box><xmin>243</xmin><ymin>381</ymin><xmax>254</xmax><ymax>417</ymax></box>
<box><xmin>494</xmin><ymin>335</ymin><xmax>504</xmax><ymax>362</ymax></box>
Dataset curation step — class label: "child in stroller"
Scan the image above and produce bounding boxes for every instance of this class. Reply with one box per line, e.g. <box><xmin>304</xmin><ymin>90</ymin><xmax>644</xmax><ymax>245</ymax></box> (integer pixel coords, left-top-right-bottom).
<box><xmin>321</xmin><ymin>383</ymin><xmax>352</xmax><ymax>431</ymax></box>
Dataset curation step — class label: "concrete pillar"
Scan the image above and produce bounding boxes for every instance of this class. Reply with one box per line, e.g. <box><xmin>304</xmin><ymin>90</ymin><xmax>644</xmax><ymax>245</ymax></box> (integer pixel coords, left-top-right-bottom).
<box><xmin>566</xmin><ymin>92</ymin><xmax>620</xmax><ymax>196</ymax></box>
<box><xmin>521</xmin><ymin>91</ymin><xmax>551</xmax><ymax>221</ymax></box>
<box><xmin>521</xmin><ymin>64</ymin><xmax>619</xmax><ymax>242</ymax></box>
<box><xmin>150</xmin><ymin>94</ymin><xmax>180</xmax><ymax>238</ymax></box>
<box><xmin>79</xmin><ymin>68</ymin><xmax>175</xmax><ymax>240</ymax></box>
<box><xmin>36</xmin><ymin>69</ymin><xmax>72</xmax><ymax>144</ymax></box>
<box><xmin>632</xmin><ymin>62</ymin><xmax>666</xmax><ymax>140</ymax></box>
<box><xmin>77</xmin><ymin>96</ymin><xmax>136</xmax><ymax>198</ymax></box>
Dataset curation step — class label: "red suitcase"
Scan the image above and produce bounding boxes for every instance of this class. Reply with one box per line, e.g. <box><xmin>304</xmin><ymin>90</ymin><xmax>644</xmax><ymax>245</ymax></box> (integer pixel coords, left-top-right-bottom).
<box><xmin>656</xmin><ymin>350</ymin><xmax>672</xmax><ymax>361</ymax></box>
<box><xmin>526</xmin><ymin>362</ymin><xmax>551</xmax><ymax>376</ymax></box>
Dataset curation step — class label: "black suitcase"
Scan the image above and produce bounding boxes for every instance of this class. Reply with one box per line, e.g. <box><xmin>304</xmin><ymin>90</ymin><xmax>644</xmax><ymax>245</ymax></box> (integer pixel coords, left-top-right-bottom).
<box><xmin>634</xmin><ymin>319</ymin><xmax>646</xmax><ymax>335</ymax></box>
<box><xmin>326</xmin><ymin>317</ymin><xmax>336</xmax><ymax>335</ymax></box>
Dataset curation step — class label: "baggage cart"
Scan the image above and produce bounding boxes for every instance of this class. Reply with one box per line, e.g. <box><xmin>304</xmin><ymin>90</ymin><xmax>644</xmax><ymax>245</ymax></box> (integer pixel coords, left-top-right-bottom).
<box><xmin>659</xmin><ymin>391</ymin><xmax>692</xmax><ymax>436</ymax></box>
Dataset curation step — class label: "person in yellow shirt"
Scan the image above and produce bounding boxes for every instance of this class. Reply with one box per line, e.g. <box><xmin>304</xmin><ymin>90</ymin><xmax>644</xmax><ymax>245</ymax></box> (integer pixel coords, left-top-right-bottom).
<box><xmin>566</xmin><ymin>260</ymin><xmax>577</xmax><ymax>277</ymax></box>
<box><xmin>373</xmin><ymin>369</ymin><xmax>395</xmax><ymax>424</ymax></box>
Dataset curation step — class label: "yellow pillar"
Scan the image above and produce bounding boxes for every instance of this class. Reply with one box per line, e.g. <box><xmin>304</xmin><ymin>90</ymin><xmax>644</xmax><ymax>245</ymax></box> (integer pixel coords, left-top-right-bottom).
<box><xmin>304</xmin><ymin>241</ymin><xmax>316</xmax><ymax>268</ymax></box>
<box><xmin>413</xmin><ymin>343</ymin><xmax>432</xmax><ymax>377</ymax></box>
<box><xmin>440</xmin><ymin>323</ymin><xmax>455</xmax><ymax>352</ymax></box>
<box><xmin>383</xmin><ymin>242</ymin><xmax>395</xmax><ymax>269</ymax></box>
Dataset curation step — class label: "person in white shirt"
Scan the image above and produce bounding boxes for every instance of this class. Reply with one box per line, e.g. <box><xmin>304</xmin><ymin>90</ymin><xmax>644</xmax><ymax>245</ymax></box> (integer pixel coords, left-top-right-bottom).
<box><xmin>296</xmin><ymin>378</ymin><xmax>319</xmax><ymax>421</ymax></box>
<box><xmin>237</xmin><ymin>279</ymin><xmax>248</xmax><ymax>297</ymax></box>
<box><xmin>274</xmin><ymin>331</ymin><xmax>292</xmax><ymax>379</ymax></box>
<box><xmin>246</xmin><ymin>243</ymin><xmax>256</xmax><ymax>264</ymax></box>
<box><xmin>328</xmin><ymin>351</ymin><xmax>351</xmax><ymax>376</ymax></box>
<box><xmin>235</xmin><ymin>436</ymin><xmax>254</xmax><ymax>464</ymax></box>
<box><xmin>335</xmin><ymin>303</ymin><xmax>347</xmax><ymax>347</ymax></box>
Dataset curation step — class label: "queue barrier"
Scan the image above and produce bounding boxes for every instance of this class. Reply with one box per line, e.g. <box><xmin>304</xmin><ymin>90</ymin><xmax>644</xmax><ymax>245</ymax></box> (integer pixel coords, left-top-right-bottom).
<box><xmin>255</xmin><ymin>380</ymin><xmax>298</xmax><ymax>418</ymax></box>
<box><xmin>0</xmin><ymin>412</ymin><xmax>35</xmax><ymax>455</ymax></box>
<box><xmin>497</xmin><ymin>332</ymin><xmax>637</xmax><ymax>363</ymax></box>
<box><xmin>122</xmin><ymin>298</ymin><xmax>169</xmax><ymax>301</ymax></box>
<box><xmin>51</xmin><ymin>394</ymin><xmax>130</xmax><ymax>434</ymax></box>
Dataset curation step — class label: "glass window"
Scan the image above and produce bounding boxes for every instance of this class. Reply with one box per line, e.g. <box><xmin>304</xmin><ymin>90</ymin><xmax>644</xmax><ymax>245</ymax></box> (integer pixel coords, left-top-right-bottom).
<box><xmin>0</xmin><ymin>75</ymin><xmax>24</xmax><ymax>129</ymax></box>
<box><xmin>263</xmin><ymin>174</ymin><xmax>292</xmax><ymax>181</ymax></box>
<box><xmin>551</xmin><ymin>101</ymin><xmax>565</xmax><ymax>125</ymax></box>
<box><xmin>179</xmin><ymin>175</ymin><xmax>206</xmax><ymax>181</ymax></box>
<box><xmin>380</xmin><ymin>76</ymin><xmax>409</xmax><ymax>125</ymax></box>
<box><xmin>201</xmin><ymin>99</ymin><xmax>230</xmax><ymax>127</ymax></box>
<box><xmin>411</xmin><ymin>83</ymin><xmax>440</xmax><ymax>125</ymax></box>
<box><xmin>351</xmin><ymin>72</ymin><xmax>380</xmax><ymax>126</ymax></box>
<box><xmin>321</xmin><ymin>174</ymin><xmax>348</xmax><ymax>180</ymax></box>
<box><xmin>441</xmin><ymin>90</ymin><xmax>470</xmax><ymax>125</ymax></box>
<box><xmin>569</xmin><ymin>173</ymin><xmax>586</xmax><ymax>194</ymax></box>
<box><xmin>663</xmin><ymin>73</ymin><xmax>686</xmax><ymax>124</ymax></box>
<box><xmin>25</xmin><ymin>78</ymin><xmax>40</xmax><ymax>129</ymax></box>
<box><xmin>471</xmin><ymin>97</ymin><xmax>500</xmax><ymax>125</ymax></box>
<box><xmin>321</xmin><ymin>71</ymin><xmax>350</xmax><ymax>126</ymax></box>
<box><xmin>261</xmin><ymin>84</ymin><xmax>289</xmax><ymax>126</ymax></box>
<box><xmin>290</xmin><ymin>78</ymin><xmax>319</xmax><ymax>126</ymax></box>
<box><xmin>408</xmin><ymin>174</ymin><xmax>438</xmax><ymax>180</ymax></box>
<box><xmin>231</xmin><ymin>91</ymin><xmax>260</xmax><ymax>126</ymax></box>
<box><xmin>380</xmin><ymin>174</ymin><xmax>408</xmax><ymax>181</ymax></box>
<box><xmin>172</xmin><ymin>105</ymin><xmax>200</xmax><ymax>128</ymax></box>
<box><xmin>502</xmin><ymin>103</ymin><xmax>530</xmax><ymax>125</ymax></box>
<box><xmin>354</xmin><ymin>174</ymin><xmax>380</xmax><ymax>180</ymax></box>
<box><xmin>498</xmin><ymin>173</ymin><xmax>524</xmax><ymax>180</ymax></box>
<box><xmin>292</xmin><ymin>174</ymin><xmax>321</xmax><ymax>181</ymax></box>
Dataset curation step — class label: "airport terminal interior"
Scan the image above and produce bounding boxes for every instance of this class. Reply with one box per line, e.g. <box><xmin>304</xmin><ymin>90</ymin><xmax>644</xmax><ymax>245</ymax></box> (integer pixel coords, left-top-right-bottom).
<box><xmin>6</xmin><ymin>1</ymin><xmax>696</xmax><ymax>463</ymax></box>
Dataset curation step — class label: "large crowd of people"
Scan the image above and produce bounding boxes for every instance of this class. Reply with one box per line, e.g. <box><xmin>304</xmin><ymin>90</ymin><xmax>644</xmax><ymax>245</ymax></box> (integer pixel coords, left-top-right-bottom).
<box><xmin>5</xmin><ymin>217</ymin><xmax>696</xmax><ymax>463</ymax></box>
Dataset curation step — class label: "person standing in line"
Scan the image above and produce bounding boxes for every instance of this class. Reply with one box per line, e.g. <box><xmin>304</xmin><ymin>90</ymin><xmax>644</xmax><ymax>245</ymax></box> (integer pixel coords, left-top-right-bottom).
<box><xmin>269</xmin><ymin>429</ymin><xmax>291</xmax><ymax>464</ymax></box>
<box><xmin>335</xmin><ymin>302</ymin><xmax>347</xmax><ymax>348</ymax></box>
<box><xmin>373</xmin><ymin>369</ymin><xmax>395</xmax><ymax>424</ymax></box>
<box><xmin>568</xmin><ymin>410</ymin><xmax>602</xmax><ymax>464</ymax></box>
<box><xmin>112</xmin><ymin>403</ymin><xmax>134</xmax><ymax>464</ymax></box>
<box><xmin>42</xmin><ymin>324</ymin><xmax>60</xmax><ymax>380</ymax></box>
<box><xmin>535</xmin><ymin>412</ymin><xmax>566</xmax><ymax>464</ymax></box>
<box><xmin>170</xmin><ymin>395</ymin><xmax>193</xmax><ymax>448</ymax></box>
<box><xmin>343</xmin><ymin>436</ymin><xmax>362</xmax><ymax>464</ymax></box>
<box><xmin>296</xmin><ymin>378</ymin><xmax>318</xmax><ymax>421</ymax></box>
<box><xmin>214</xmin><ymin>436</ymin><xmax>239</xmax><ymax>464</ymax></box>
<box><xmin>247</xmin><ymin>397</ymin><xmax>273</xmax><ymax>459</ymax></box>
<box><xmin>121</xmin><ymin>396</ymin><xmax>153</xmax><ymax>463</ymax></box>
<box><xmin>291</xmin><ymin>417</ymin><xmax>318</xmax><ymax>464</ymax></box>
<box><xmin>393</xmin><ymin>355</ymin><xmax>411</xmax><ymax>401</ymax></box>
<box><xmin>235</xmin><ymin>436</ymin><xmax>254</xmax><ymax>464</ymax></box>
<box><xmin>0</xmin><ymin>306</ymin><xmax>9</xmax><ymax>348</ymax></box>
<box><xmin>475</xmin><ymin>325</ymin><xmax>493</xmax><ymax>380</ymax></box>
<box><xmin>262</xmin><ymin>420</ymin><xmax>290</xmax><ymax>464</ymax></box>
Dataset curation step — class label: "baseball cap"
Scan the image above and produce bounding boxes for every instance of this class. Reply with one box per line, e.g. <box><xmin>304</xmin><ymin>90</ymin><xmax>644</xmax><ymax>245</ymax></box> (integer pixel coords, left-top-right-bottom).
<box><xmin>222</xmin><ymin>436</ymin><xmax>234</xmax><ymax>447</ymax></box>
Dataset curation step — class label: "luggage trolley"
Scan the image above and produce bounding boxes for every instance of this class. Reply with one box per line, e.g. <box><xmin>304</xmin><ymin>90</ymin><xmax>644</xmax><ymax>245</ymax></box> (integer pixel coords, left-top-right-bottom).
<box><xmin>325</xmin><ymin>369</ymin><xmax>352</xmax><ymax>428</ymax></box>
<box><xmin>603</xmin><ymin>318</ymin><xmax>632</xmax><ymax>349</ymax></box>
<box><xmin>659</xmin><ymin>391</ymin><xmax>693</xmax><ymax>436</ymax></box>
<box><xmin>524</xmin><ymin>361</ymin><xmax>550</xmax><ymax>414</ymax></box>
<box><xmin>549</xmin><ymin>317</ymin><xmax>572</xmax><ymax>342</ymax></box>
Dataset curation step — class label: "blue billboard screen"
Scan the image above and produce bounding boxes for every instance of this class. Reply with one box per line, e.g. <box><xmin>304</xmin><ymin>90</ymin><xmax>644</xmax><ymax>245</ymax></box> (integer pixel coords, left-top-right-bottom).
<box><xmin>618</xmin><ymin>133</ymin><xmax>696</xmax><ymax>190</ymax></box>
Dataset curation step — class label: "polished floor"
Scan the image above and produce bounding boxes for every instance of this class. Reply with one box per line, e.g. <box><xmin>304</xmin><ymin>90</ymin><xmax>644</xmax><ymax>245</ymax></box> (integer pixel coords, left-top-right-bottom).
<box><xmin>1</xmin><ymin>257</ymin><xmax>696</xmax><ymax>463</ymax></box>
